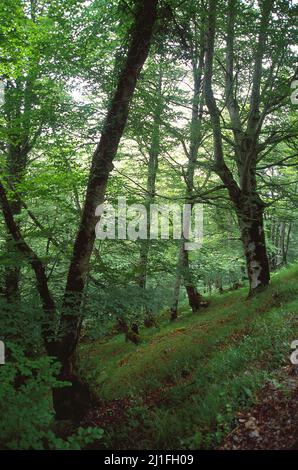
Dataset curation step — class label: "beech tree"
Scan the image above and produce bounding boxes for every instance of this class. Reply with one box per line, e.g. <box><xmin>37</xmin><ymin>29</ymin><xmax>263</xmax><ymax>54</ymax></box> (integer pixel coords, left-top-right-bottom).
<box><xmin>1</xmin><ymin>0</ymin><xmax>70</xmax><ymax>302</ymax></box>
<box><xmin>169</xmin><ymin>3</ymin><xmax>206</xmax><ymax>319</ymax></box>
<box><xmin>204</xmin><ymin>0</ymin><xmax>298</xmax><ymax>296</ymax></box>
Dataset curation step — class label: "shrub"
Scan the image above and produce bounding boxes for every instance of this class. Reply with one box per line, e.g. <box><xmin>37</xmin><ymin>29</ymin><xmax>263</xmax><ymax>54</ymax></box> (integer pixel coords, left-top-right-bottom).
<box><xmin>0</xmin><ymin>342</ymin><xmax>103</xmax><ymax>449</ymax></box>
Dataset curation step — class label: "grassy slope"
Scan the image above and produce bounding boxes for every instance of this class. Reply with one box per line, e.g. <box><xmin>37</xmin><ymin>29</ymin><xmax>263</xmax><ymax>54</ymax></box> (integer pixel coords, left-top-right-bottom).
<box><xmin>79</xmin><ymin>264</ymin><xmax>298</xmax><ymax>449</ymax></box>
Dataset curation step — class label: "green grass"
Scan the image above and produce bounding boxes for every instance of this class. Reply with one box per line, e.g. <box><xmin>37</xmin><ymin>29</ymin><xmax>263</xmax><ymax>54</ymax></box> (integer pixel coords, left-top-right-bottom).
<box><xmin>79</xmin><ymin>264</ymin><xmax>298</xmax><ymax>449</ymax></box>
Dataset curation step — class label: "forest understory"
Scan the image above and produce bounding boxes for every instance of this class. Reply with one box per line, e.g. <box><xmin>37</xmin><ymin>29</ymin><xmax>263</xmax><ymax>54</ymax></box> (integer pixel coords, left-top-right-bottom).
<box><xmin>77</xmin><ymin>265</ymin><xmax>298</xmax><ymax>450</ymax></box>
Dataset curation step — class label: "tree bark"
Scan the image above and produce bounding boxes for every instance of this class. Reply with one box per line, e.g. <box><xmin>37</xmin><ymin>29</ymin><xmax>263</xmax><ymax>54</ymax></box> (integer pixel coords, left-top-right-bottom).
<box><xmin>4</xmin><ymin>150</ymin><xmax>26</xmax><ymax>303</ymax></box>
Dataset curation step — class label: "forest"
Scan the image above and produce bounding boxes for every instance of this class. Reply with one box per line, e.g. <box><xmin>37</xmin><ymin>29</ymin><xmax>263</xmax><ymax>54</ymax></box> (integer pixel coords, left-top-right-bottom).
<box><xmin>0</xmin><ymin>0</ymin><xmax>298</xmax><ymax>453</ymax></box>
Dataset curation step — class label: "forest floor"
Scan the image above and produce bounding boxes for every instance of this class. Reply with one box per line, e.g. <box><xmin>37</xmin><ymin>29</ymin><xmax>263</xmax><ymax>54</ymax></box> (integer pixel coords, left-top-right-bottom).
<box><xmin>220</xmin><ymin>364</ymin><xmax>298</xmax><ymax>449</ymax></box>
<box><xmin>79</xmin><ymin>264</ymin><xmax>298</xmax><ymax>450</ymax></box>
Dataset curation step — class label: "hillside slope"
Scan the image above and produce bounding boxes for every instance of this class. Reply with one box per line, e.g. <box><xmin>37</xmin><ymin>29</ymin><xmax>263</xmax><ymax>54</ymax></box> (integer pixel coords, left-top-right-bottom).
<box><xmin>79</xmin><ymin>264</ymin><xmax>298</xmax><ymax>449</ymax></box>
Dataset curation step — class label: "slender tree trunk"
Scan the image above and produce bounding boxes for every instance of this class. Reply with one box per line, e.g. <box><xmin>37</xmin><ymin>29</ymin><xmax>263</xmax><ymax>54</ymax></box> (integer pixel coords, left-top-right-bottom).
<box><xmin>3</xmin><ymin>73</ymin><xmax>35</xmax><ymax>302</ymax></box>
<box><xmin>276</xmin><ymin>221</ymin><xmax>286</xmax><ymax>268</ymax></box>
<box><xmin>181</xmin><ymin>246</ymin><xmax>203</xmax><ymax>312</ymax></box>
<box><xmin>4</xmin><ymin>239</ymin><xmax>21</xmax><ymax>303</ymax></box>
<box><xmin>269</xmin><ymin>217</ymin><xmax>276</xmax><ymax>270</ymax></box>
<box><xmin>52</xmin><ymin>0</ymin><xmax>159</xmax><ymax>419</ymax></box>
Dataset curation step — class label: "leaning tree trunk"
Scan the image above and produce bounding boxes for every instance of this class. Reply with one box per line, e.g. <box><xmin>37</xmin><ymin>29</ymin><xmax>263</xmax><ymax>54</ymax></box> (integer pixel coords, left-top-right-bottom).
<box><xmin>169</xmin><ymin>35</ymin><xmax>206</xmax><ymax>320</ymax></box>
<box><xmin>237</xmin><ymin>198</ymin><xmax>270</xmax><ymax>297</ymax></box>
<box><xmin>181</xmin><ymin>246</ymin><xmax>203</xmax><ymax>313</ymax></box>
<box><xmin>4</xmin><ymin>194</ymin><xmax>22</xmax><ymax>304</ymax></box>
<box><xmin>4</xmin><ymin>149</ymin><xmax>25</xmax><ymax>303</ymax></box>
<box><xmin>52</xmin><ymin>0</ymin><xmax>159</xmax><ymax>420</ymax></box>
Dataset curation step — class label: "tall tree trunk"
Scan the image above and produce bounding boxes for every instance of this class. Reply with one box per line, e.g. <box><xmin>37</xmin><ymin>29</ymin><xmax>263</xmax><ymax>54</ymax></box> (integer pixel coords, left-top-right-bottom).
<box><xmin>4</xmin><ymin>148</ymin><xmax>27</xmax><ymax>302</ymax></box>
<box><xmin>0</xmin><ymin>0</ymin><xmax>159</xmax><ymax>422</ymax></box>
<box><xmin>170</xmin><ymin>33</ymin><xmax>206</xmax><ymax>319</ymax></box>
<box><xmin>169</xmin><ymin>248</ymin><xmax>183</xmax><ymax>321</ymax></box>
<box><xmin>170</xmin><ymin>242</ymin><xmax>204</xmax><ymax>320</ymax></box>
<box><xmin>53</xmin><ymin>0</ymin><xmax>159</xmax><ymax>419</ymax></box>
<box><xmin>137</xmin><ymin>66</ymin><xmax>162</xmax><ymax>327</ymax></box>
<box><xmin>277</xmin><ymin>221</ymin><xmax>286</xmax><ymax>268</ymax></box>
<box><xmin>3</xmin><ymin>74</ymin><xmax>35</xmax><ymax>302</ymax></box>
<box><xmin>181</xmin><ymin>245</ymin><xmax>203</xmax><ymax>313</ymax></box>
<box><xmin>4</xmin><ymin>238</ymin><xmax>21</xmax><ymax>303</ymax></box>
<box><xmin>284</xmin><ymin>221</ymin><xmax>292</xmax><ymax>264</ymax></box>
